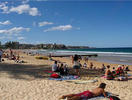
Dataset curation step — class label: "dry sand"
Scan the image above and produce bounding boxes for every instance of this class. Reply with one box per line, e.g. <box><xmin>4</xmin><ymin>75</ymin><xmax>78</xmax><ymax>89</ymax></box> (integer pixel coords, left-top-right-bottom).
<box><xmin>0</xmin><ymin>51</ymin><xmax>132</xmax><ymax>100</ymax></box>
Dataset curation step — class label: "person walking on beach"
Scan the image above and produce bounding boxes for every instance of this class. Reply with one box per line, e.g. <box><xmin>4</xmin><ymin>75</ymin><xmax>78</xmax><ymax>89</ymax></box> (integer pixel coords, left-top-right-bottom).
<box><xmin>59</xmin><ymin>83</ymin><xmax>107</xmax><ymax>100</ymax></box>
<box><xmin>73</xmin><ymin>54</ymin><xmax>81</xmax><ymax>76</ymax></box>
<box><xmin>0</xmin><ymin>49</ymin><xmax>3</xmax><ymax>62</ymax></box>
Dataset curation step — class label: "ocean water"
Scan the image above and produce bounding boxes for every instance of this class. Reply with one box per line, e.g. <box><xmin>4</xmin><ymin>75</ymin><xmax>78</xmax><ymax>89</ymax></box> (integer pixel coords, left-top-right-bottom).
<box><xmin>29</xmin><ymin>48</ymin><xmax>132</xmax><ymax>65</ymax></box>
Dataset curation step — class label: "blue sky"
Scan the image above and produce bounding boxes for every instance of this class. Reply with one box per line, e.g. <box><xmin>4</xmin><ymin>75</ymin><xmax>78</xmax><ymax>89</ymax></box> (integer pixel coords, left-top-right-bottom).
<box><xmin>0</xmin><ymin>0</ymin><xmax>132</xmax><ymax>47</ymax></box>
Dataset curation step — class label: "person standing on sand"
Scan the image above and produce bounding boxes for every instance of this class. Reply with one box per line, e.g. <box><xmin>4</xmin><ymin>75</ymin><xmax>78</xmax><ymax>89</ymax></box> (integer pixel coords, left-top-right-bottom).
<box><xmin>0</xmin><ymin>49</ymin><xmax>3</xmax><ymax>62</ymax></box>
<box><xmin>59</xmin><ymin>83</ymin><xmax>107</xmax><ymax>100</ymax></box>
<box><xmin>73</xmin><ymin>54</ymin><xmax>81</xmax><ymax>76</ymax></box>
<box><xmin>52</xmin><ymin>61</ymin><xmax>58</xmax><ymax>72</ymax></box>
<box><xmin>71</xmin><ymin>55</ymin><xmax>74</xmax><ymax>64</ymax></box>
<box><xmin>9</xmin><ymin>49</ymin><xmax>13</xmax><ymax>58</ymax></box>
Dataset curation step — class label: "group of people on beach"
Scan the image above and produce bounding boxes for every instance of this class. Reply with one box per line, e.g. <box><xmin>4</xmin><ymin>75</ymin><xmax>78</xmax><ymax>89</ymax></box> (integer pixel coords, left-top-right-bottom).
<box><xmin>52</xmin><ymin>61</ymin><xmax>69</xmax><ymax>76</ymax></box>
<box><xmin>0</xmin><ymin>49</ymin><xmax>22</xmax><ymax>63</ymax></box>
<box><xmin>104</xmin><ymin>64</ymin><xmax>130</xmax><ymax>81</ymax></box>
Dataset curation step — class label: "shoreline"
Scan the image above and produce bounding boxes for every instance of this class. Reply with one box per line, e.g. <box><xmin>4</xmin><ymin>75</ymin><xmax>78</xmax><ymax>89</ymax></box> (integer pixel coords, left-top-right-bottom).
<box><xmin>24</xmin><ymin>49</ymin><xmax>132</xmax><ymax>66</ymax></box>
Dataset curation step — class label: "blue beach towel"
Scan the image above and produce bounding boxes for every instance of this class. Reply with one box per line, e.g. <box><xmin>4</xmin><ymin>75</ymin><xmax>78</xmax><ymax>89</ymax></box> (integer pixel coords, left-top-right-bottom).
<box><xmin>49</xmin><ymin>75</ymin><xmax>79</xmax><ymax>81</ymax></box>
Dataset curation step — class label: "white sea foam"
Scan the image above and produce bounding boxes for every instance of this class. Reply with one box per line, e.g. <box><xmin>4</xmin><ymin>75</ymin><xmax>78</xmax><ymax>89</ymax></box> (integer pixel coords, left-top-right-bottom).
<box><xmin>28</xmin><ymin>49</ymin><xmax>132</xmax><ymax>58</ymax></box>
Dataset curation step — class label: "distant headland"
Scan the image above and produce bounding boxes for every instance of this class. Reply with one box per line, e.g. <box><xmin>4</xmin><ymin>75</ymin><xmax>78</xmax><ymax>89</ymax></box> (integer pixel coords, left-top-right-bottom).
<box><xmin>0</xmin><ymin>41</ymin><xmax>91</xmax><ymax>49</ymax></box>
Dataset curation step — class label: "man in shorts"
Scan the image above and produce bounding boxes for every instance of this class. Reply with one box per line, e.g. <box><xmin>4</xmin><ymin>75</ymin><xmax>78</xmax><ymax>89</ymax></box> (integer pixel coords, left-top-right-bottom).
<box><xmin>59</xmin><ymin>83</ymin><xmax>107</xmax><ymax>100</ymax></box>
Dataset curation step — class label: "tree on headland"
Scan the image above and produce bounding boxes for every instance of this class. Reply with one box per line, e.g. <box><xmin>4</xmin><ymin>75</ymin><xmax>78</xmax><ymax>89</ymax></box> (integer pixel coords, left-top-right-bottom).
<box><xmin>1</xmin><ymin>41</ymin><xmax>90</xmax><ymax>49</ymax></box>
<box><xmin>5</xmin><ymin>41</ymin><xmax>19</xmax><ymax>49</ymax></box>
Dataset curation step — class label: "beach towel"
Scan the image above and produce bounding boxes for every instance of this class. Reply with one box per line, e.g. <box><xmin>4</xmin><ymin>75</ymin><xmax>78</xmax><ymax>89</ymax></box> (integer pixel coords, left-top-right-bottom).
<box><xmin>109</xmin><ymin>96</ymin><xmax>120</xmax><ymax>100</ymax></box>
<box><xmin>49</xmin><ymin>75</ymin><xmax>79</xmax><ymax>81</ymax></box>
<box><xmin>88</xmin><ymin>92</ymin><xmax>114</xmax><ymax>100</ymax></box>
<box><xmin>66</xmin><ymin>80</ymin><xmax>98</xmax><ymax>84</ymax></box>
<box><xmin>50</xmin><ymin>73</ymin><xmax>60</xmax><ymax>78</ymax></box>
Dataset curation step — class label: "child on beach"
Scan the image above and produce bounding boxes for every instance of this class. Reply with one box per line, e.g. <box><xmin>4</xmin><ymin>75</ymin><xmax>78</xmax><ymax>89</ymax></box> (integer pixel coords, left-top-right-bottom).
<box><xmin>59</xmin><ymin>83</ymin><xmax>107</xmax><ymax>100</ymax></box>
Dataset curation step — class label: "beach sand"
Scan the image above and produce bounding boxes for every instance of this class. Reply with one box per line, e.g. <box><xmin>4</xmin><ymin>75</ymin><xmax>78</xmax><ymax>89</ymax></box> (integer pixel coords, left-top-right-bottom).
<box><xmin>0</xmin><ymin>51</ymin><xmax>132</xmax><ymax>100</ymax></box>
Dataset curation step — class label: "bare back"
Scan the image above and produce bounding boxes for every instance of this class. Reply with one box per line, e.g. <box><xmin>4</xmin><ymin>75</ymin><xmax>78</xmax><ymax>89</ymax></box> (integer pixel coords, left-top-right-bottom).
<box><xmin>92</xmin><ymin>88</ymin><xmax>106</xmax><ymax>97</ymax></box>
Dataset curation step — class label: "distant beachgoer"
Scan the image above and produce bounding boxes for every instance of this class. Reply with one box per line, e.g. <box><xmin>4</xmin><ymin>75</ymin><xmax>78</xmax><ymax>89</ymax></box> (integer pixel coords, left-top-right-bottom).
<box><xmin>83</xmin><ymin>63</ymin><xmax>87</xmax><ymax>68</ymax></box>
<box><xmin>73</xmin><ymin>54</ymin><xmax>79</xmax><ymax>62</ymax></box>
<box><xmin>59</xmin><ymin>83</ymin><xmax>107</xmax><ymax>100</ymax></box>
<box><xmin>84</xmin><ymin>56</ymin><xmax>89</xmax><ymax>63</ymax></box>
<box><xmin>52</xmin><ymin>61</ymin><xmax>58</xmax><ymax>72</ymax></box>
<box><xmin>116</xmin><ymin>65</ymin><xmax>125</xmax><ymax>76</ymax></box>
<box><xmin>9</xmin><ymin>49</ymin><xmax>13</xmax><ymax>58</ymax></box>
<box><xmin>12</xmin><ymin>55</ymin><xmax>16</xmax><ymax>60</ymax></box>
<box><xmin>73</xmin><ymin>54</ymin><xmax>81</xmax><ymax>76</ymax></box>
<box><xmin>105</xmin><ymin>65</ymin><xmax>114</xmax><ymax>80</ymax></box>
<box><xmin>71</xmin><ymin>55</ymin><xmax>74</xmax><ymax>64</ymax></box>
<box><xmin>101</xmin><ymin>64</ymin><xmax>106</xmax><ymax>72</ymax></box>
<box><xmin>0</xmin><ymin>49</ymin><xmax>3</xmax><ymax>62</ymax></box>
<box><xmin>125</xmin><ymin>66</ymin><xmax>130</xmax><ymax>71</ymax></box>
<box><xmin>90</xmin><ymin>62</ymin><xmax>93</xmax><ymax>69</ymax></box>
<box><xmin>122</xmin><ymin>65</ymin><xmax>125</xmax><ymax>70</ymax></box>
<box><xmin>59</xmin><ymin>63</ymin><xmax>65</xmax><ymax>75</ymax></box>
<box><xmin>64</xmin><ymin>64</ymin><xmax>69</xmax><ymax>75</ymax></box>
<box><xmin>112</xmin><ymin>67</ymin><xmax>116</xmax><ymax>75</ymax></box>
<box><xmin>15</xmin><ymin>55</ymin><xmax>20</xmax><ymax>63</ymax></box>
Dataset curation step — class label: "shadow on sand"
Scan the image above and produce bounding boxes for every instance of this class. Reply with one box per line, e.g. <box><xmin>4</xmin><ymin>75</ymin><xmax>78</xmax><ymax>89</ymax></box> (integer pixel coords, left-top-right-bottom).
<box><xmin>0</xmin><ymin>62</ymin><xmax>103</xmax><ymax>81</ymax></box>
<box><xmin>0</xmin><ymin>63</ymin><xmax>51</xmax><ymax>81</ymax></box>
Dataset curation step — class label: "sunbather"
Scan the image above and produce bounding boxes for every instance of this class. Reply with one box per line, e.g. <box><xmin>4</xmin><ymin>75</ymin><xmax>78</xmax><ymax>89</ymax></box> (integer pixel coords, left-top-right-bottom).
<box><xmin>59</xmin><ymin>83</ymin><xmax>107</xmax><ymax>100</ymax></box>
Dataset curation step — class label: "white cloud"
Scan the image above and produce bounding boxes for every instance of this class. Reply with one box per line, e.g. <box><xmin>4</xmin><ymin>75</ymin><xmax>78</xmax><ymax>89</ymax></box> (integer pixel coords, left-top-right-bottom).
<box><xmin>0</xmin><ymin>2</ymin><xmax>9</xmax><ymax>13</ymax></box>
<box><xmin>9</xmin><ymin>4</ymin><xmax>40</xmax><ymax>16</ymax></box>
<box><xmin>0</xmin><ymin>27</ymin><xmax>30</xmax><ymax>34</ymax></box>
<box><xmin>0</xmin><ymin>20</ymin><xmax>11</xmax><ymax>25</ymax></box>
<box><xmin>44</xmin><ymin>25</ymin><xmax>72</xmax><ymax>32</ymax></box>
<box><xmin>17</xmin><ymin>36</ymin><xmax>25</xmax><ymax>40</ymax></box>
<box><xmin>0</xmin><ymin>3</ymin><xmax>40</xmax><ymax>16</ymax></box>
<box><xmin>39</xmin><ymin>21</ymin><xmax>53</xmax><ymax>27</ymax></box>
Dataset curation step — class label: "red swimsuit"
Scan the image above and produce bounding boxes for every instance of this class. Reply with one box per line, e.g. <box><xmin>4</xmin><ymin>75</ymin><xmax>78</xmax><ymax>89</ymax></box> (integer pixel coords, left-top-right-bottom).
<box><xmin>75</xmin><ymin>90</ymin><xmax>94</xmax><ymax>99</ymax></box>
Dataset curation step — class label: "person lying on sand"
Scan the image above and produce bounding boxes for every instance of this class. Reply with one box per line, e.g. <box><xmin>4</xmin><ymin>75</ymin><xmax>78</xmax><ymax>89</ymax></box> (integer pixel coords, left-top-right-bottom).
<box><xmin>59</xmin><ymin>83</ymin><xmax>107</xmax><ymax>100</ymax></box>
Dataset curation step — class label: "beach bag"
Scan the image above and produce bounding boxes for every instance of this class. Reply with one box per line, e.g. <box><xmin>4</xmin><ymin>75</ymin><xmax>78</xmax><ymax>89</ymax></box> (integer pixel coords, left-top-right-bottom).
<box><xmin>109</xmin><ymin>96</ymin><xmax>120</xmax><ymax>100</ymax></box>
<box><xmin>50</xmin><ymin>73</ymin><xmax>60</xmax><ymax>78</ymax></box>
